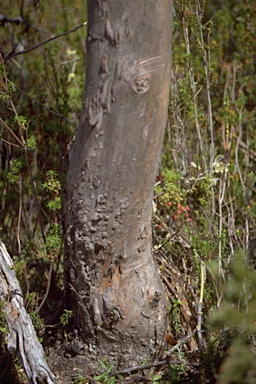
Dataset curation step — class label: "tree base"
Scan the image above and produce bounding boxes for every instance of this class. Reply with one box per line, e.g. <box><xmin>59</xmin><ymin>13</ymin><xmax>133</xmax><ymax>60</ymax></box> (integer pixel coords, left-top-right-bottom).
<box><xmin>47</xmin><ymin>327</ymin><xmax>167</xmax><ymax>382</ymax></box>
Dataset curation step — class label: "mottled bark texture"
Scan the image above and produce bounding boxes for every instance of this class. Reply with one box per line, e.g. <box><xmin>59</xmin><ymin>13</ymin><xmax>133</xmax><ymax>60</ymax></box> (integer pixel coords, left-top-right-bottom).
<box><xmin>64</xmin><ymin>0</ymin><xmax>172</xmax><ymax>369</ymax></box>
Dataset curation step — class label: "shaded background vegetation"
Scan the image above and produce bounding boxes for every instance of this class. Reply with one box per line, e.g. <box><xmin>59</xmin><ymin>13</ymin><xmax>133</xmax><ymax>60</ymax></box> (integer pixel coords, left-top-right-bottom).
<box><xmin>0</xmin><ymin>0</ymin><xmax>256</xmax><ymax>383</ymax></box>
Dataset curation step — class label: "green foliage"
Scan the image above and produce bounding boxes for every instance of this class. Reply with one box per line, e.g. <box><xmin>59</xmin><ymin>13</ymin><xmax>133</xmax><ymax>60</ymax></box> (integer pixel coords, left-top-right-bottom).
<box><xmin>210</xmin><ymin>253</ymin><xmax>256</xmax><ymax>333</ymax></box>
<box><xmin>155</xmin><ymin>169</ymin><xmax>187</xmax><ymax>212</ymax></box>
<box><xmin>171</xmin><ymin>298</ymin><xmax>183</xmax><ymax>334</ymax></box>
<box><xmin>153</xmin><ymin>0</ymin><xmax>256</xmax><ymax>382</ymax></box>
<box><xmin>0</xmin><ymin>6</ymin><xmax>86</xmax><ymax>379</ymax></box>
<box><xmin>0</xmin><ymin>64</ymin><xmax>16</xmax><ymax>100</ymax></box>
<box><xmin>168</xmin><ymin>365</ymin><xmax>180</xmax><ymax>383</ymax></box>
<box><xmin>43</xmin><ymin>171</ymin><xmax>62</xmax><ymax>212</ymax></box>
<box><xmin>26</xmin><ymin>135</ymin><xmax>37</xmax><ymax>150</ymax></box>
<box><xmin>25</xmin><ymin>292</ymin><xmax>44</xmax><ymax>337</ymax></box>
<box><xmin>12</xmin><ymin>257</ymin><xmax>26</xmax><ymax>281</ymax></box>
<box><xmin>208</xmin><ymin>253</ymin><xmax>256</xmax><ymax>383</ymax></box>
<box><xmin>0</xmin><ymin>300</ymin><xmax>8</xmax><ymax>337</ymax></box>
<box><xmin>7</xmin><ymin>159</ymin><xmax>23</xmax><ymax>184</ymax></box>
<box><xmin>149</xmin><ymin>371</ymin><xmax>163</xmax><ymax>384</ymax></box>
<box><xmin>218</xmin><ymin>337</ymin><xmax>256</xmax><ymax>384</ymax></box>
<box><xmin>154</xmin><ymin>168</ymin><xmax>193</xmax><ymax>233</ymax></box>
<box><xmin>93</xmin><ymin>360</ymin><xmax>119</xmax><ymax>384</ymax></box>
<box><xmin>45</xmin><ymin>223</ymin><xmax>62</xmax><ymax>252</ymax></box>
<box><xmin>14</xmin><ymin>115</ymin><xmax>27</xmax><ymax>127</ymax></box>
<box><xmin>60</xmin><ymin>309</ymin><xmax>73</xmax><ymax>326</ymax></box>
<box><xmin>73</xmin><ymin>375</ymin><xmax>89</xmax><ymax>384</ymax></box>
<box><xmin>0</xmin><ymin>0</ymin><xmax>83</xmax><ymax>333</ymax></box>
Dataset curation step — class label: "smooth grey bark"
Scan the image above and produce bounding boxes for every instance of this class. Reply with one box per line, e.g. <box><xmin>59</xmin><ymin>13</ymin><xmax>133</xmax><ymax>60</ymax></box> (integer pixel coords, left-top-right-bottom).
<box><xmin>0</xmin><ymin>240</ymin><xmax>56</xmax><ymax>384</ymax></box>
<box><xmin>65</xmin><ymin>0</ymin><xmax>173</xmax><ymax>369</ymax></box>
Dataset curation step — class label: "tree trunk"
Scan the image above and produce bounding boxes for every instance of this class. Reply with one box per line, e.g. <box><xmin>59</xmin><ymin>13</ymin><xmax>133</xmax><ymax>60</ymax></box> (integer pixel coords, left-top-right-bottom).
<box><xmin>64</xmin><ymin>0</ymin><xmax>172</xmax><ymax>370</ymax></box>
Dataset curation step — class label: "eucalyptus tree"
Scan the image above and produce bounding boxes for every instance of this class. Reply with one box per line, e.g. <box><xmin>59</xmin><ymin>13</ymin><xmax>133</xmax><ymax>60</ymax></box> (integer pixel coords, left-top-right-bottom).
<box><xmin>64</xmin><ymin>0</ymin><xmax>173</xmax><ymax>370</ymax></box>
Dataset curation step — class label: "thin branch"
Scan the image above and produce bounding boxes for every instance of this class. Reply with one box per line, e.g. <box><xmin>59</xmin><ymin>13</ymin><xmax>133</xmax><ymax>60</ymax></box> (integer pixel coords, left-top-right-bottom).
<box><xmin>16</xmin><ymin>174</ymin><xmax>22</xmax><ymax>258</ymax></box>
<box><xmin>4</xmin><ymin>22</ymin><xmax>87</xmax><ymax>62</ymax></box>
<box><xmin>1</xmin><ymin>138</ymin><xmax>21</xmax><ymax>148</ymax></box>
<box><xmin>15</xmin><ymin>86</ymin><xmax>77</xmax><ymax>129</ymax></box>
<box><xmin>235</xmin><ymin>108</ymin><xmax>249</xmax><ymax>251</ymax></box>
<box><xmin>238</xmin><ymin>140</ymin><xmax>256</xmax><ymax>162</ymax></box>
<box><xmin>0</xmin><ymin>116</ymin><xmax>24</xmax><ymax>147</ymax></box>
<box><xmin>154</xmin><ymin>216</ymin><xmax>192</xmax><ymax>253</ymax></box>
<box><xmin>110</xmin><ymin>360</ymin><xmax>198</xmax><ymax>378</ymax></box>
<box><xmin>164</xmin><ymin>328</ymin><xmax>197</xmax><ymax>357</ymax></box>
<box><xmin>182</xmin><ymin>11</ymin><xmax>206</xmax><ymax>170</ymax></box>
<box><xmin>20</xmin><ymin>0</ymin><xmax>25</xmax><ymax>19</ymax></box>
<box><xmin>108</xmin><ymin>330</ymin><xmax>198</xmax><ymax>378</ymax></box>
<box><xmin>36</xmin><ymin>262</ymin><xmax>53</xmax><ymax>313</ymax></box>
<box><xmin>0</xmin><ymin>14</ymin><xmax>24</xmax><ymax>26</ymax></box>
<box><xmin>0</xmin><ymin>13</ymin><xmax>65</xmax><ymax>37</ymax></box>
<box><xmin>197</xmin><ymin>262</ymin><xmax>206</xmax><ymax>352</ymax></box>
<box><xmin>194</xmin><ymin>0</ymin><xmax>216</xmax><ymax>218</ymax></box>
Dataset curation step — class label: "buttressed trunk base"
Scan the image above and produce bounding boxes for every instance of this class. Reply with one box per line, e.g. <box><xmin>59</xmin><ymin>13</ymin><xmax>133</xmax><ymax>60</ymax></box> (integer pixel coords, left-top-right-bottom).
<box><xmin>64</xmin><ymin>0</ymin><xmax>173</xmax><ymax>371</ymax></box>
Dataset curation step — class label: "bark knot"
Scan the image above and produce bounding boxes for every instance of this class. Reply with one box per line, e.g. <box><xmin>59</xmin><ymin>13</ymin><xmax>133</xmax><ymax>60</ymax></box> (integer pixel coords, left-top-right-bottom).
<box><xmin>131</xmin><ymin>75</ymin><xmax>151</xmax><ymax>94</ymax></box>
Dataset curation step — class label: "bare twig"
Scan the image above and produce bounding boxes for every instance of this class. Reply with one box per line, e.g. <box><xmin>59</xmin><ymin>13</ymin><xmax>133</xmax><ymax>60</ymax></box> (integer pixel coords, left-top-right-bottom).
<box><xmin>235</xmin><ymin>107</ymin><xmax>249</xmax><ymax>251</ymax></box>
<box><xmin>15</xmin><ymin>85</ymin><xmax>77</xmax><ymax>129</ymax></box>
<box><xmin>194</xmin><ymin>0</ymin><xmax>216</xmax><ymax>220</ymax></box>
<box><xmin>16</xmin><ymin>174</ymin><xmax>22</xmax><ymax>258</ymax></box>
<box><xmin>36</xmin><ymin>262</ymin><xmax>53</xmax><ymax>313</ymax></box>
<box><xmin>107</xmin><ymin>329</ymin><xmax>198</xmax><ymax>379</ymax></box>
<box><xmin>154</xmin><ymin>215</ymin><xmax>191</xmax><ymax>253</ymax></box>
<box><xmin>217</xmin><ymin>167</ymin><xmax>228</xmax><ymax>281</ymax></box>
<box><xmin>197</xmin><ymin>262</ymin><xmax>206</xmax><ymax>352</ymax></box>
<box><xmin>0</xmin><ymin>117</ymin><xmax>24</xmax><ymax>147</ymax></box>
<box><xmin>238</xmin><ymin>140</ymin><xmax>256</xmax><ymax>162</ymax></box>
<box><xmin>4</xmin><ymin>22</ymin><xmax>87</xmax><ymax>62</ymax></box>
<box><xmin>182</xmin><ymin>8</ymin><xmax>206</xmax><ymax>170</ymax></box>
<box><xmin>164</xmin><ymin>328</ymin><xmax>198</xmax><ymax>358</ymax></box>
<box><xmin>113</xmin><ymin>359</ymin><xmax>200</xmax><ymax>375</ymax></box>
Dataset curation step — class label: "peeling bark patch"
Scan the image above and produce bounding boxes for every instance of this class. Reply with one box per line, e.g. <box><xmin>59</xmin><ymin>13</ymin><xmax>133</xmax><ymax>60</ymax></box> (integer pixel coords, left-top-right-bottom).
<box><xmin>87</xmin><ymin>92</ymin><xmax>103</xmax><ymax>128</ymax></box>
<box><xmin>105</xmin><ymin>12</ymin><xmax>130</xmax><ymax>44</ymax></box>
<box><xmin>98</xmin><ymin>0</ymin><xmax>109</xmax><ymax>21</ymax></box>
<box><xmin>92</xmin><ymin>297</ymin><xmax>102</xmax><ymax>326</ymax></box>
<box><xmin>105</xmin><ymin>19</ymin><xmax>114</xmax><ymax>41</ymax></box>
<box><xmin>84</xmin><ymin>11</ymin><xmax>132</xmax><ymax>131</ymax></box>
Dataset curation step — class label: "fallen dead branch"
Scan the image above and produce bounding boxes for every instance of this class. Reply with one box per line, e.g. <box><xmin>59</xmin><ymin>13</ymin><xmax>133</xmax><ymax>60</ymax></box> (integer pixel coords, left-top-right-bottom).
<box><xmin>0</xmin><ymin>240</ymin><xmax>56</xmax><ymax>384</ymax></box>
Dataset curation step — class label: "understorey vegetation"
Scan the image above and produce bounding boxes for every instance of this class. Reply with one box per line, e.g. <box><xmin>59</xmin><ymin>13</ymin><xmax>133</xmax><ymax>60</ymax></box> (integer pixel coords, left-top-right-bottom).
<box><xmin>0</xmin><ymin>0</ymin><xmax>256</xmax><ymax>383</ymax></box>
